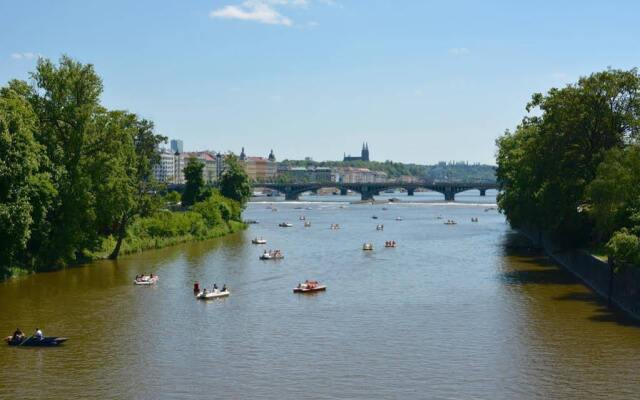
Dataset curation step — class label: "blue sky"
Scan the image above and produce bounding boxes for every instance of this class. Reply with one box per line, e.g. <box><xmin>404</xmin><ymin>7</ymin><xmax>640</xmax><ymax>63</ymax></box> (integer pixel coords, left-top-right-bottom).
<box><xmin>2</xmin><ymin>0</ymin><xmax>639</xmax><ymax>164</ymax></box>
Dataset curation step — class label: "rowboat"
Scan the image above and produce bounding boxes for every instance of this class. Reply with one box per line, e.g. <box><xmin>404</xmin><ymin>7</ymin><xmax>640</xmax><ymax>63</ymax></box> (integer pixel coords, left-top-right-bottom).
<box><xmin>279</xmin><ymin>222</ymin><xmax>292</xmax><ymax>227</ymax></box>
<box><xmin>252</xmin><ymin>238</ymin><xmax>267</xmax><ymax>244</ymax></box>
<box><xmin>196</xmin><ymin>289</ymin><xmax>230</xmax><ymax>300</ymax></box>
<box><xmin>5</xmin><ymin>336</ymin><xmax>68</xmax><ymax>347</ymax></box>
<box><xmin>294</xmin><ymin>281</ymin><xmax>326</xmax><ymax>293</ymax></box>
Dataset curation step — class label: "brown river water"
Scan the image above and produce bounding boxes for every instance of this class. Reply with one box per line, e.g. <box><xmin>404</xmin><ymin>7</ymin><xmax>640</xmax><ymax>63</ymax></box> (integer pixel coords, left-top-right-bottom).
<box><xmin>1</xmin><ymin>192</ymin><xmax>639</xmax><ymax>399</ymax></box>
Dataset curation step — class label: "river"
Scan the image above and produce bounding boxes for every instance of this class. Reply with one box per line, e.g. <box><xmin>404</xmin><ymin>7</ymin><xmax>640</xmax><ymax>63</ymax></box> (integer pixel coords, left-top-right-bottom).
<box><xmin>1</xmin><ymin>191</ymin><xmax>639</xmax><ymax>399</ymax></box>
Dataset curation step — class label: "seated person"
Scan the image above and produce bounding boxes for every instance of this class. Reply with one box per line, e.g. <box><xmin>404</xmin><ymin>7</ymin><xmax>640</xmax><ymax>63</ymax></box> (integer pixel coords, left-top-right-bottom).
<box><xmin>34</xmin><ymin>328</ymin><xmax>43</xmax><ymax>340</ymax></box>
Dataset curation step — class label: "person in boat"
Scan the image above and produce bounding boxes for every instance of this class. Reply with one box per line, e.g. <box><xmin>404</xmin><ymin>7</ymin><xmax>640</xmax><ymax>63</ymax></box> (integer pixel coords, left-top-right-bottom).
<box><xmin>34</xmin><ymin>328</ymin><xmax>43</xmax><ymax>340</ymax></box>
<box><xmin>222</xmin><ymin>284</ymin><xmax>227</xmax><ymax>292</ymax></box>
<box><xmin>11</xmin><ymin>328</ymin><xmax>24</xmax><ymax>343</ymax></box>
<box><xmin>202</xmin><ymin>288</ymin><xmax>208</xmax><ymax>295</ymax></box>
<box><xmin>213</xmin><ymin>283</ymin><xmax>218</xmax><ymax>291</ymax></box>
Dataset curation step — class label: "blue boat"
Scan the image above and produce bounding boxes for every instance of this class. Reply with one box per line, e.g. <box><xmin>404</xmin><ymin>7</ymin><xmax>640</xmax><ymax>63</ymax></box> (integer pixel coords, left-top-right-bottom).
<box><xmin>5</xmin><ymin>335</ymin><xmax>68</xmax><ymax>347</ymax></box>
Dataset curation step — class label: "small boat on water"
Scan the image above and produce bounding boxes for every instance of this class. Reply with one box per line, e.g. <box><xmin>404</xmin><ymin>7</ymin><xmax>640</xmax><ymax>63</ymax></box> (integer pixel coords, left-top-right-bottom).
<box><xmin>260</xmin><ymin>250</ymin><xmax>284</xmax><ymax>260</ymax></box>
<box><xmin>134</xmin><ymin>275</ymin><xmax>158</xmax><ymax>285</ymax></box>
<box><xmin>372</xmin><ymin>215</ymin><xmax>379</xmax><ymax>219</ymax></box>
<box><xmin>376</xmin><ymin>224</ymin><xmax>384</xmax><ymax>231</ymax></box>
<box><xmin>299</xmin><ymin>215</ymin><xmax>306</xmax><ymax>220</ymax></box>
<box><xmin>252</xmin><ymin>237</ymin><xmax>267</xmax><ymax>244</ymax></box>
<box><xmin>330</xmin><ymin>224</ymin><xmax>340</xmax><ymax>230</ymax></box>
<box><xmin>196</xmin><ymin>289</ymin><xmax>230</xmax><ymax>300</ymax></box>
<box><xmin>5</xmin><ymin>335</ymin><xmax>68</xmax><ymax>347</ymax></box>
<box><xmin>279</xmin><ymin>222</ymin><xmax>293</xmax><ymax>227</ymax></box>
<box><xmin>304</xmin><ymin>221</ymin><xmax>311</xmax><ymax>227</ymax></box>
<box><xmin>293</xmin><ymin>280</ymin><xmax>326</xmax><ymax>293</ymax></box>
<box><xmin>471</xmin><ymin>217</ymin><xmax>479</xmax><ymax>222</ymax></box>
<box><xmin>395</xmin><ymin>217</ymin><xmax>403</xmax><ymax>221</ymax></box>
<box><xmin>385</xmin><ymin>240</ymin><xmax>397</xmax><ymax>248</ymax></box>
<box><xmin>244</xmin><ymin>219</ymin><xmax>259</xmax><ymax>224</ymax></box>
<box><xmin>444</xmin><ymin>220</ymin><xmax>457</xmax><ymax>225</ymax></box>
<box><xmin>362</xmin><ymin>243</ymin><xmax>374</xmax><ymax>251</ymax></box>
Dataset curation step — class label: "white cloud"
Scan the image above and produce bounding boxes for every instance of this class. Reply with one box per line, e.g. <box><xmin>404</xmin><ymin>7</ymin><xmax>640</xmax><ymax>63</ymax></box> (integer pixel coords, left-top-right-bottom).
<box><xmin>448</xmin><ymin>47</ymin><xmax>470</xmax><ymax>56</ymax></box>
<box><xmin>210</xmin><ymin>2</ymin><xmax>292</xmax><ymax>26</ymax></box>
<box><xmin>10</xmin><ymin>52</ymin><xmax>42</xmax><ymax>60</ymax></box>
<box><xmin>210</xmin><ymin>0</ymin><xmax>334</xmax><ymax>27</ymax></box>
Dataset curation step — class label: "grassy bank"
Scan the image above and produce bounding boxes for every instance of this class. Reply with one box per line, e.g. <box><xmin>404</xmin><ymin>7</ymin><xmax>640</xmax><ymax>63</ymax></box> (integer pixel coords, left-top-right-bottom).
<box><xmin>92</xmin><ymin>211</ymin><xmax>246</xmax><ymax>259</ymax></box>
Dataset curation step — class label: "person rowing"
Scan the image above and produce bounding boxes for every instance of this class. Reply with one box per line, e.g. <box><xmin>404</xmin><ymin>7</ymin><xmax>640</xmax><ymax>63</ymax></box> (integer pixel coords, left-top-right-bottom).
<box><xmin>34</xmin><ymin>328</ymin><xmax>43</xmax><ymax>341</ymax></box>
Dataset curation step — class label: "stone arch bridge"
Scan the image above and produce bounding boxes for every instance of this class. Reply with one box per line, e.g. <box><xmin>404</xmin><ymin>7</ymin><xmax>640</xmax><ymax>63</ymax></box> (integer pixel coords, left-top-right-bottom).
<box><xmin>253</xmin><ymin>181</ymin><xmax>499</xmax><ymax>201</ymax></box>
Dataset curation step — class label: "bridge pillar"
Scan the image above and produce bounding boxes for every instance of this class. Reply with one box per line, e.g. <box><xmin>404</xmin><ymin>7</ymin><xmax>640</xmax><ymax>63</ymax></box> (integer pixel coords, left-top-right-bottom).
<box><xmin>284</xmin><ymin>190</ymin><xmax>300</xmax><ymax>201</ymax></box>
<box><xmin>340</xmin><ymin>188</ymin><xmax>348</xmax><ymax>196</ymax></box>
<box><xmin>407</xmin><ymin>188</ymin><xmax>415</xmax><ymax>196</ymax></box>
<box><xmin>360</xmin><ymin>186</ymin><xmax>376</xmax><ymax>201</ymax></box>
<box><xmin>479</xmin><ymin>189</ymin><xmax>486</xmax><ymax>196</ymax></box>
<box><xmin>444</xmin><ymin>188</ymin><xmax>455</xmax><ymax>202</ymax></box>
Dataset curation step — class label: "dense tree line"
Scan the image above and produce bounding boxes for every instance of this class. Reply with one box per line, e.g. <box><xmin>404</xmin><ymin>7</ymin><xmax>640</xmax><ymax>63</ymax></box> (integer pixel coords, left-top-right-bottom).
<box><xmin>496</xmin><ymin>68</ymin><xmax>640</xmax><ymax>265</ymax></box>
<box><xmin>279</xmin><ymin>159</ymin><xmax>496</xmax><ymax>182</ymax></box>
<box><xmin>0</xmin><ymin>57</ymin><xmax>248</xmax><ymax>278</ymax></box>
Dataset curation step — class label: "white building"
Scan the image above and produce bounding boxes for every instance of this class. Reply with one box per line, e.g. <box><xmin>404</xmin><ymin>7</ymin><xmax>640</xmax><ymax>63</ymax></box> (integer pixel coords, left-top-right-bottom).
<box><xmin>153</xmin><ymin>148</ymin><xmax>177</xmax><ymax>183</ymax></box>
<box><xmin>338</xmin><ymin>167</ymin><xmax>388</xmax><ymax>183</ymax></box>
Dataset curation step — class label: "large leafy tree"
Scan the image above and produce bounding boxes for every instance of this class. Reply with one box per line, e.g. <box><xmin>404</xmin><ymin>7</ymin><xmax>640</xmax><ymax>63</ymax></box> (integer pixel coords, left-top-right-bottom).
<box><xmin>182</xmin><ymin>157</ymin><xmax>205</xmax><ymax>207</ymax></box>
<box><xmin>496</xmin><ymin>68</ymin><xmax>640</xmax><ymax>246</ymax></box>
<box><xmin>28</xmin><ymin>56</ymin><xmax>104</xmax><ymax>266</ymax></box>
<box><xmin>0</xmin><ymin>85</ymin><xmax>54</xmax><ymax>275</ymax></box>
<box><xmin>219</xmin><ymin>154</ymin><xmax>251</xmax><ymax>207</ymax></box>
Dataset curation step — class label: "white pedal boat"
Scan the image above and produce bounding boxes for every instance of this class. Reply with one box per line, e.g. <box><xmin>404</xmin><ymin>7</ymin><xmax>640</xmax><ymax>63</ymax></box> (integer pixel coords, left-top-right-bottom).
<box><xmin>134</xmin><ymin>276</ymin><xmax>158</xmax><ymax>285</ymax></box>
<box><xmin>252</xmin><ymin>238</ymin><xmax>267</xmax><ymax>244</ymax></box>
<box><xmin>196</xmin><ymin>289</ymin><xmax>230</xmax><ymax>299</ymax></box>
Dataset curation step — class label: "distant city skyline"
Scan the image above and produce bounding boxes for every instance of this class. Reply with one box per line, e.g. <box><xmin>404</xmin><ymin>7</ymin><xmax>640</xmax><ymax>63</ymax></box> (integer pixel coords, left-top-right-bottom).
<box><xmin>3</xmin><ymin>1</ymin><xmax>640</xmax><ymax>164</ymax></box>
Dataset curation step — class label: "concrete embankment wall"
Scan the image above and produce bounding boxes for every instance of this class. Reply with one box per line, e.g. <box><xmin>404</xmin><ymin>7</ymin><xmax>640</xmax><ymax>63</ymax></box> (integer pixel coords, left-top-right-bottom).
<box><xmin>519</xmin><ymin>227</ymin><xmax>640</xmax><ymax>320</ymax></box>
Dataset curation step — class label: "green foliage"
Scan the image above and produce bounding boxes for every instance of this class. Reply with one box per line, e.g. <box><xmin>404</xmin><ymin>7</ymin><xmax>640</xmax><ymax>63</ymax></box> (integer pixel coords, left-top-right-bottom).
<box><xmin>220</xmin><ymin>154</ymin><xmax>252</xmax><ymax>207</ymax></box>
<box><xmin>0</xmin><ymin>85</ymin><xmax>52</xmax><ymax>276</ymax></box>
<box><xmin>496</xmin><ymin>68</ymin><xmax>640</xmax><ymax>247</ymax></box>
<box><xmin>182</xmin><ymin>157</ymin><xmax>205</xmax><ymax>207</ymax></box>
<box><xmin>165</xmin><ymin>190</ymin><xmax>181</xmax><ymax>205</ymax></box>
<box><xmin>0</xmin><ymin>56</ymin><xmax>239</xmax><ymax>278</ymax></box>
<box><xmin>606</xmin><ymin>229</ymin><xmax>640</xmax><ymax>266</ymax></box>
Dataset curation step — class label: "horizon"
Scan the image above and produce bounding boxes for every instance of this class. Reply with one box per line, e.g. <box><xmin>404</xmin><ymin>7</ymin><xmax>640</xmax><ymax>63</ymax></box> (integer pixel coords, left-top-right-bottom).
<box><xmin>2</xmin><ymin>1</ymin><xmax>640</xmax><ymax>164</ymax></box>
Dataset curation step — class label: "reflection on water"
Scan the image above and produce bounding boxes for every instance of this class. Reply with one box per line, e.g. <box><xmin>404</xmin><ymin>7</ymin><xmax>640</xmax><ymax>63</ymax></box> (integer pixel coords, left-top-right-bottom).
<box><xmin>1</xmin><ymin>193</ymin><xmax>639</xmax><ymax>400</ymax></box>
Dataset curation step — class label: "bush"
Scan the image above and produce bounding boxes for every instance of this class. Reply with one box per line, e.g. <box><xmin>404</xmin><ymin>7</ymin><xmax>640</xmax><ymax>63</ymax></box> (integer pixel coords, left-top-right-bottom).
<box><xmin>606</xmin><ymin>229</ymin><xmax>640</xmax><ymax>266</ymax></box>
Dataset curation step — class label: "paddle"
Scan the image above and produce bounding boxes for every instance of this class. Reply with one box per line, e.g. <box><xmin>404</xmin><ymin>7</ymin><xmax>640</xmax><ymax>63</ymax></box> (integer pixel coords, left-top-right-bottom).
<box><xmin>18</xmin><ymin>335</ymin><xmax>32</xmax><ymax>346</ymax></box>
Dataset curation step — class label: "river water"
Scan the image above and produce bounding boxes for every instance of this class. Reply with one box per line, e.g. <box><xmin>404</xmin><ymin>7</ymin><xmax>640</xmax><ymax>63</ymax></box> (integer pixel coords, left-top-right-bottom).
<box><xmin>1</xmin><ymin>192</ymin><xmax>639</xmax><ymax>400</ymax></box>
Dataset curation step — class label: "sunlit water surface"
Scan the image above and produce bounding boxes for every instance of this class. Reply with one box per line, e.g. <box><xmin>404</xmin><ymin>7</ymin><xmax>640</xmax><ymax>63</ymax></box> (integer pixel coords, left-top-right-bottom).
<box><xmin>1</xmin><ymin>192</ymin><xmax>639</xmax><ymax>399</ymax></box>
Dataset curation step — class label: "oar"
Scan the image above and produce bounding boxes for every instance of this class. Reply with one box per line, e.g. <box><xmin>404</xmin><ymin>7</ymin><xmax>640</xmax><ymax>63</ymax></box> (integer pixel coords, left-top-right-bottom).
<box><xmin>18</xmin><ymin>335</ymin><xmax>32</xmax><ymax>346</ymax></box>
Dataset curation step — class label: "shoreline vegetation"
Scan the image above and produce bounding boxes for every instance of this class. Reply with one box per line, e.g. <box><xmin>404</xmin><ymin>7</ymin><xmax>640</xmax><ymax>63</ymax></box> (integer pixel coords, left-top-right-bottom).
<box><xmin>496</xmin><ymin>68</ymin><xmax>640</xmax><ymax>294</ymax></box>
<box><xmin>0</xmin><ymin>56</ymin><xmax>252</xmax><ymax>280</ymax></box>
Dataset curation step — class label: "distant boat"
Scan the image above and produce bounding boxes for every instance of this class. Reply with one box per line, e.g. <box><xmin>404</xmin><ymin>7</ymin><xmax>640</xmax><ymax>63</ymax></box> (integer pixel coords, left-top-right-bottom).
<box><xmin>362</xmin><ymin>243</ymin><xmax>374</xmax><ymax>251</ymax></box>
<box><xmin>196</xmin><ymin>289</ymin><xmax>230</xmax><ymax>300</ymax></box>
<box><xmin>294</xmin><ymin>280</ymin><xmax>326</xmax><ymax>293</ymax></box>
<box><xmin>372</xmin><ymin>215</ymin><xmax>379</xmax><ymax>219</ymax></box>
<box><xmin>376</xmin><ymin>224</ymin><xmax>384</xmax><ymax>231</ymax></box>
<box><xmin>395</xmin><ymin>217</ymin><xmax>403</xmax><ymax>221</ymax></box>
<box><xmin>279</xmin><ymin>222</ymin><xmax>293</xmax><ymax>227</ymax></box>
<box><xmin>252</xmin><ymin>238</ymin><xmax>267</xmax><ymax>244</ymax></box>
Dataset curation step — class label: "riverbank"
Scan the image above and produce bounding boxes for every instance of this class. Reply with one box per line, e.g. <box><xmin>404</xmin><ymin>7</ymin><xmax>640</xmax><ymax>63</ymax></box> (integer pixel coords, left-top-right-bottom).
<box><xmin>2</xmin><ymin>213</ymin><xmax>247</xmax><ymax>280</ymax></box>
<box><xmin>519</xmin><ymin>227</ymin><xmax>640</xmax><ymax>320</ymax></box>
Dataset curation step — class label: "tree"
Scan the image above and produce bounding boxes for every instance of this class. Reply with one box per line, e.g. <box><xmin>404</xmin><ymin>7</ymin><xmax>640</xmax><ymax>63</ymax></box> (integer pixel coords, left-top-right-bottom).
<box><xmin>496</xmin><ymin>68</ymin><xmax>640</xmax><ymax>246</ymax></box>
<box><xmin>182</xmin><ymin>157</ymin><xmax>205</xmax><ymax>207</ymax></box>
<box><xmin>0</xmin><ymin>85</ymin><xmax>54</xmax><ymax>275</ymax></box>
<box><xmin>28</xmin><ymin>56</ymin><xmax>104</xmax><ymax>267</ymax></box>
<box><xmin>219</xmin><ymin>154</ymin><xmax>251</xmax><ymax>207</ymax></box>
